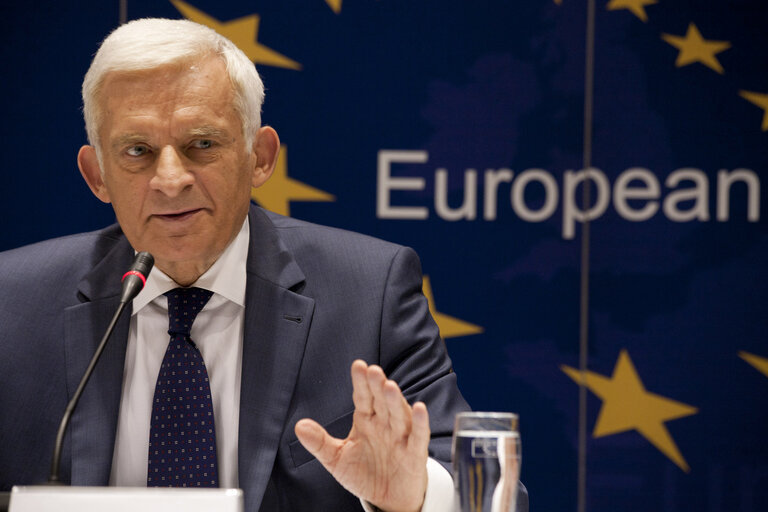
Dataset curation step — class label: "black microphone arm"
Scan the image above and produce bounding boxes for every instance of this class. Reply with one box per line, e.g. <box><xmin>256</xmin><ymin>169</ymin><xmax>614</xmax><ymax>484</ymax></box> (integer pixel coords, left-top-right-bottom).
<box><xmin>48</xmin><ymin>251</ymin><xmax>154</xmax><ymax>485</ymax></box>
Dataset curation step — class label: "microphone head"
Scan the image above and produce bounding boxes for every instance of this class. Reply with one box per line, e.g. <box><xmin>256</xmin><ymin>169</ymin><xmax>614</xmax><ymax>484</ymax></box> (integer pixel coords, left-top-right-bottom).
<box><xmin>131</xmin><ymin>251</ymin><xmax>155</xmax><ymax>279</ymax></box>
<box><xmin>120</xmin><ymin>251</ymin><xmax>155</xmax><ymax>303</ymax></box>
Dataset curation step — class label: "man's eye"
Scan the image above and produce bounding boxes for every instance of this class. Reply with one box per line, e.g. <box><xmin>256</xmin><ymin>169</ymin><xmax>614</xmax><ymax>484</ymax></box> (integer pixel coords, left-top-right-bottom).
<box><xmin>192</xmin><ymin>139</ymin><xmax>214</xmax><ymax>149</ymax></box>
<box><xmin>126</xmin><ymin>145</ymin><xmax>148</xmax><ymax>157</ymax></box>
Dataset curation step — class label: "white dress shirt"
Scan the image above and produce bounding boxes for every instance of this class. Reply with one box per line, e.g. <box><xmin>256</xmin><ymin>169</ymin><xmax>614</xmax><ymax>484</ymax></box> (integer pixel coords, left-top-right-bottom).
<box><xmin>110</xmin><ymin>218</ymin><xmax>249</xmax><ymax>488</ymax></box>
<box><xmin>109</xmin><ymin>216</ymin><xmax>454</xmax><ymax>510</ymax></box>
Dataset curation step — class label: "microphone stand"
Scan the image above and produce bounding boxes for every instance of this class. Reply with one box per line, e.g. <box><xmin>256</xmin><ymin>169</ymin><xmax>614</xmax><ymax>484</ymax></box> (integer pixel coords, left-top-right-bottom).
<box><xmin>47</xmin><ymin>301</ymin><xmax>129</xmax><ymax>484</ymax></box>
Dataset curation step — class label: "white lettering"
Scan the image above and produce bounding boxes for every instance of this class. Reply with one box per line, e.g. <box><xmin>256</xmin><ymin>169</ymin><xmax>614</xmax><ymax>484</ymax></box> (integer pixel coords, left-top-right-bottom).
<box><xmin>613</xmin><ymin>168</ymin><xmax>660</xmax><ymax>221</ymax></box>
<box><xmin>435</xmin><ymin>169</ymin><xmax>478</xmax><ymax>221</ymax></box>
<box><xmin>483</xmin><ymin>168</ymin><xmax>513</xmax><ymax>220</ymax></box>
<box><xmin>511</xmin><ymin>169</ymin><xmax>558</xmax><ymax>222</ymax></box>
<box><xmin>373</xmin><ymin>150</ymin><xmax>763</xmax><ymax>237</ymax></box>
<box><xmin>562</xmin><ymin>168</ymin><xmax>610</xmax><ymax>239</ymax></box>
<box><xmin>664</xmin><ymin>168</ymin><xmax>709</xmax><ymax>222</ymax></box>
<box><xmin>376</xmin><ymin>150</ymin><xmax>429</xmax><ymax>219</ymax></box>
<box><xmin>717</xmin><ymin>168</ymin><xmax>760</xmax><ymax>221</ymax></box>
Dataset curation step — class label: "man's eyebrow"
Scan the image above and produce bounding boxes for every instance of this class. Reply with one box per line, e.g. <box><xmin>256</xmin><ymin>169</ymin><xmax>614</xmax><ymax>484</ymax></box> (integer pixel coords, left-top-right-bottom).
<box><xmin>187</xmin><ymin>126</ymin><xmax>230</xmax><ymax>139</ymax></box>
<box><xmin>111</xmin><ymin>134</ymin><xmax>149</xmax><ymax>150</ymax></box>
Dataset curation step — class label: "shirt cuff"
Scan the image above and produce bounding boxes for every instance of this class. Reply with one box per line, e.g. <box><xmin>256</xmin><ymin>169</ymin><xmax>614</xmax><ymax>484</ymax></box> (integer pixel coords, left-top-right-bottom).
<box><xmin>359</xmin><ymin>457</ymin><xmax>455</xmax><ymax>512</ymax></box>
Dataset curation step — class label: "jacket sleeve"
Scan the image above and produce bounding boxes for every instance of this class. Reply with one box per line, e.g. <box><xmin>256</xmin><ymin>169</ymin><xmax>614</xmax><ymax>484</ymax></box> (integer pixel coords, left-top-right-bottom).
<box><xmin>377</xmin><ymin>246</ymin><xmax>470</xmax><ymax>465</ymax></box>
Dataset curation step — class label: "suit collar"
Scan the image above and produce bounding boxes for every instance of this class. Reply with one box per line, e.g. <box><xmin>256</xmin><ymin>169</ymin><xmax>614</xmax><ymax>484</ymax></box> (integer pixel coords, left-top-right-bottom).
<box><xmin>76</xmin><ymin>232</ymin><xmax>135</xmax><ymax>302</ymax></box>
<box><xmin>246</xmin><ymin>205</ymin><xmax>305</xmax><ymax>291</ymax></box>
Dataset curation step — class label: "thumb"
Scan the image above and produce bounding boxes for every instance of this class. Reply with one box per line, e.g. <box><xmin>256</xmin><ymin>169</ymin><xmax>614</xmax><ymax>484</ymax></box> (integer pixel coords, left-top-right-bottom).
<box><xmin>295</xmin><ymin>418</ymin><xmax>342</xmax><ymax>469</ymax></box>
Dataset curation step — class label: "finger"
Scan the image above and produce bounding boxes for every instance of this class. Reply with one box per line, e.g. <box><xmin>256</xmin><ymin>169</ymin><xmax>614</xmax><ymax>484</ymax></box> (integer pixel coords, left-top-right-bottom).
<box><xmin>407</xmin><ymin>401</ymin><xmax>431</xmax><ymax>455</ymax></box>
<box><xmin>384</xmin><ymin>378</ymin><xmax>412</xmax><ymax>437</ymax></box>
<box><xmin>294</xmin><ymin>418</ymin><xmax>343</xmax><ymax>471</ymax></box>
<box><xmin>351</xmin><ymin>360</ymin><xmax>373</xmax><ymax>416</ymax></box>
<box><xmin>366</xmin><ymin>364</ymin><xmax>390</xmax><ymax>423</ymax></box>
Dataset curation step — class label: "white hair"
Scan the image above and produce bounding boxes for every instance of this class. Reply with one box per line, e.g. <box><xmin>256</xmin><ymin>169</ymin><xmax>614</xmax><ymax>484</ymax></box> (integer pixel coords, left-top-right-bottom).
<box><xmin>82</xmin><ymin>18</ymin><xmax>264</xmax><ymax>156</ymax></box>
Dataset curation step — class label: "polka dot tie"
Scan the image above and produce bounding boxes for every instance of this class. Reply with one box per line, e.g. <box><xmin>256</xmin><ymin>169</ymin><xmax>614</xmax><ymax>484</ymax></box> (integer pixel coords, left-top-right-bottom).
<box><xmin>147</xmin><ymin>287</ymin><xmax>218</xmax><ymax>487</ymax></box>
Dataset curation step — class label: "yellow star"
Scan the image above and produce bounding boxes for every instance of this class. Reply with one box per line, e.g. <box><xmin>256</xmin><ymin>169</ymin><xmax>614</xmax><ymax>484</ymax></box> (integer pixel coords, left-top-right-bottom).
<box><xmin>325</xmin><ymin>0</ymin><xmax>342</xmax><ymax>14</ymax></box>
<box><xmin>170</xmin><ymin>0</ymin><xmax>301</xmax><ymax>70</ymax></box>
<box><xmin>422</xmin><ymin>276</ymin><xmax>483</xmax><ymax>339</ymax></box>
<box><xmin>739</xmin><ymin>351</ymin><xmax>768</xmax><ymax>378</ymax></box>
<box><xmin>661</xmin><ymin>23</ymin><xmax>731</xmax><ymax>74</ymax></box>
<box><xmin>739</xmin><ymin>90</ymin><xmax>768</xmax><ymax>131</ymax></box>
<box><xmin>251</xmin><ymin>146</ymin><xmax>335</xmax><ymax>216</ymax></box>
<box><xmin>606</xmin><ymin>0</ymin><xmax>657</xmax><ymax>22</ymax></box>
<box><xmin>561</xmin><ymin>350</ymin><xmax>698</xmax><ymax>472</ymax></box>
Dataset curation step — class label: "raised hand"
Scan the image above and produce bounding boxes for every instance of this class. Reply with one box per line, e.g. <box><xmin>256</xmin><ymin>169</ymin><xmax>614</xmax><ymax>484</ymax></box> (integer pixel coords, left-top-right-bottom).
<box><xmin>294</xmin><ymin>360</ymin><xmax>431</xmax><ymax>512</ymax></box>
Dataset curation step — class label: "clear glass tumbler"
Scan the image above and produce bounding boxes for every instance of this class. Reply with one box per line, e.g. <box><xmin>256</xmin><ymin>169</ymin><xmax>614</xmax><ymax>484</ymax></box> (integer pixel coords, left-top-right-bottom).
<box><xmin>452</xmin><ymin>412</ymin><xmax>521</xmax><ymax>512</ymax></box>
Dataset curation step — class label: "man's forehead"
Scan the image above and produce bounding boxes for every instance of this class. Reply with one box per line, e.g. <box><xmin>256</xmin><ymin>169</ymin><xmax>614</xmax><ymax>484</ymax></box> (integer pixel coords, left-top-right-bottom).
<box><xmin>99</xmin><ymin>56</ymin><xmax>232</xmax><ymax>104</ymax></box>
<box><xmin>102</xmin><ymin>63</ymin><xmax>225</xmax><ymax>94</ymax></box>
<box><xmin>98</xmin><ymin>59</ymin><xmax>238</xmax><ymax>136</ymax></box>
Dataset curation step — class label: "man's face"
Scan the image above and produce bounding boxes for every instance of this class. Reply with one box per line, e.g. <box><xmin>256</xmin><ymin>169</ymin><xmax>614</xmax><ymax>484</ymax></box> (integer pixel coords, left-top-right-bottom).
<box><xmin>78</xmin><ymin>56</ymin><xmax>275</xmax><ymax>285</ymax></box>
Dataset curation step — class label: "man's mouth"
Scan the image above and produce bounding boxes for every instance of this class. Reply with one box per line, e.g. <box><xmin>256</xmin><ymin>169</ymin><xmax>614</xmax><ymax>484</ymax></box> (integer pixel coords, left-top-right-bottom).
<box><xmin>154</xmin><ymin>208</ymin><xmax>203</xmax><ymax>221</ymax></box>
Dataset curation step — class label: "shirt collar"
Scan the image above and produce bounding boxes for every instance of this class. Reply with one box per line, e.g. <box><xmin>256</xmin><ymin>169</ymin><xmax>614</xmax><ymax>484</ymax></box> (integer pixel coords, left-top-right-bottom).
<box><xmin>131</xmin><ymin>216</ymin><xmax>250</xmax><ymax>314</ymax></box>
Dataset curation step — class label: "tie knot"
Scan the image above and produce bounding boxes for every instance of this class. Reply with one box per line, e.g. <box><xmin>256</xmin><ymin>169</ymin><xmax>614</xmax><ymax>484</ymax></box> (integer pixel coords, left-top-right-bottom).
<box><xmin>165</xmin><ymin>287</ymin><xmax>213</xmax><ymax>337</ymax></box>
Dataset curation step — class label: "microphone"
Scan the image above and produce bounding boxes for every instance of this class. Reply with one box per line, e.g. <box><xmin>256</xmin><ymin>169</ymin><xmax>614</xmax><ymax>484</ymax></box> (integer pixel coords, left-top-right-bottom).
<box><xmin>48</xmin><ymin>251</ymin><xmax>154</xmax><ymax>485</ymax></box>
<box><xmin>120</xmin><ymin>251</ymin><xmax>155</xmax><ymax>303</ymax></box>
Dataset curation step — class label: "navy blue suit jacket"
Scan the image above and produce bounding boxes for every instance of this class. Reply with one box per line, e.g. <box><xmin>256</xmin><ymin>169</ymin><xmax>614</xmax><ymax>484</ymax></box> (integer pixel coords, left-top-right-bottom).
<box><xmin>0</xmin><ymin>205</ymin><xmax>526</xmax><ymax>511</ymax></box>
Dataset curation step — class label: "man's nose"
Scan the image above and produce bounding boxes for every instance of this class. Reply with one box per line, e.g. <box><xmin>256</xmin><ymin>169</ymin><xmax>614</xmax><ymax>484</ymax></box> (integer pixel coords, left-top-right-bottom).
<box><xmin>149</xmin><ymin>146</ymin><xmax>194</xmax><ymax>196</ymax></box>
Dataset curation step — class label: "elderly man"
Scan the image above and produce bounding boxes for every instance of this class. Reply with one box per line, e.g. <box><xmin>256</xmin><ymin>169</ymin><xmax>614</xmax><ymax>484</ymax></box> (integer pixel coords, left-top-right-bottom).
<box><xmin>0</xmin><ymin>18</ymin><xmax>526</xmax><ymax>512</ymax></box>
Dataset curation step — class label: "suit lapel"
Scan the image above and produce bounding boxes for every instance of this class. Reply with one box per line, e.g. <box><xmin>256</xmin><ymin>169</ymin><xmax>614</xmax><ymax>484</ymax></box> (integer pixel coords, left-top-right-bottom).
<box><xmin>238</xmin><ymin>207</ymin><xmax>315</xmax><ymax>508</ymax></box>
<box><xmin>63</xmin><ymin>237</ymin><xmax>134</xmax><ymax>485</ymax></box>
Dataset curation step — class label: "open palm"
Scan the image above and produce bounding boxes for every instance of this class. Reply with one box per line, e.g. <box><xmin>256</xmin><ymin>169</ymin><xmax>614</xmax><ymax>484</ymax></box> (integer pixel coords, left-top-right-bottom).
<box><xmin>295</xmin><ymin>360</ymin><xmax>431</xmax><ymax>512</ymax></box>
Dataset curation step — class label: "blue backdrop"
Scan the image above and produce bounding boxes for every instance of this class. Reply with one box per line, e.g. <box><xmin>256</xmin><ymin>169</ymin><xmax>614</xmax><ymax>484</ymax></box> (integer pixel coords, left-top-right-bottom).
<box><xmin>1</xmin><ymin>1</ymin><xmax>766</xmax><ymax>510</ymax></box>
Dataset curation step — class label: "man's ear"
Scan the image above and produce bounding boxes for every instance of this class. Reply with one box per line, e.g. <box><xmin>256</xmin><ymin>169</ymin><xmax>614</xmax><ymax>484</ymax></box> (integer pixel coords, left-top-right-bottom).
<box><xmin>77</xmin><ymin>145</ymin><xmax>111</xmax><ymax>203</ymax></box>
<box><xmin>251</xmin><ymin>126</ymin><xmax>280</xmax><ymax>188</ymax></box>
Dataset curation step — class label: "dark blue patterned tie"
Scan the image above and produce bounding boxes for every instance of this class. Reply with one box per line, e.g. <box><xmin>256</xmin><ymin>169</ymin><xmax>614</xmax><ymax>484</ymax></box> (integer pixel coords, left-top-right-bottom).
<box><xmin>147</xmin><ymin>287</ymin><xmax>218</xmax><ymax>487</ymax></box>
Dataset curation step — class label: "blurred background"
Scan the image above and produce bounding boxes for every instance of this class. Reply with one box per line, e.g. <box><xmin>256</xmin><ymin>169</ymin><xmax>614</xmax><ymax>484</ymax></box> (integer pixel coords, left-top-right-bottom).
<box><xmin>1</xmin><ymin>1</ymin><xmax>766</xmax><ymax>510</ymax></box>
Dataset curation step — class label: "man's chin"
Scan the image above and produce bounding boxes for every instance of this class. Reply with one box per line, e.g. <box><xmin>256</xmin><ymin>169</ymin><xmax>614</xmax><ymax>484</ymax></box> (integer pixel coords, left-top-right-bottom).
<box><xmin>139</xmin><ymin>246</ymin><xmax>216</xmax><ymax>283</ymax></box>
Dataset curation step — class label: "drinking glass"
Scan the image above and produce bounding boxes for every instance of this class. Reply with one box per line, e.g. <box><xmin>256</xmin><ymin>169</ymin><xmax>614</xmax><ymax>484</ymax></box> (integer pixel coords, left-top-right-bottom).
<box><xmin>452</xmin><ymin>412</ymin><xmax>521</xmax><ymax>512</ymax></box>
